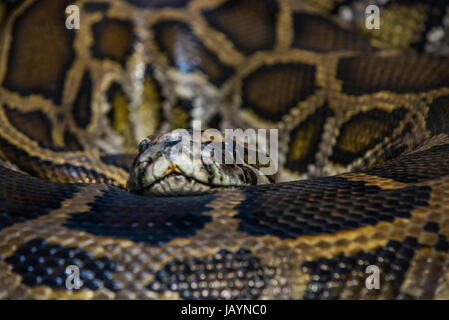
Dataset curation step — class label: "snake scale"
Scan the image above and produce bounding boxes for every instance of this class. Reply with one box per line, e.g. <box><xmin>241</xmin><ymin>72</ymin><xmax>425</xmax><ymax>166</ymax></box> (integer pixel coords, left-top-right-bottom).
<box><xmin>1</xmin><ymin>0</ymin><xmax>449</xmax><ymax>299</ymax></box>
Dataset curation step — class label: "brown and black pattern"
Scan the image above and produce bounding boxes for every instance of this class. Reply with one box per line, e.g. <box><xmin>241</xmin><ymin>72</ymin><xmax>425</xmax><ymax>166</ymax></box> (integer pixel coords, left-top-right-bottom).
<box><xmin>64</xmin><ymin>187</ymin><xmax>216</xmax><ymax>245</ymax></box>
<box><xmin>153</xmin><ymin>20</ymin><xmax>234</xmax><ymax>86</ymax></box>
<box><xmin>91</xmin><ymin>18</ymin><xmax>136</xmax><ymax>66</ymax></box>
<box><xmin>234</xmin><ymin>177</ymin><xmax>431</xmax><ymax>238</ymax></box>
<box><xmin>5</xmin><ymin>238</ymin><xmax>122</xmax><ymax>290</ymax></box>
<box><xmin>72</xmin><ymin>71</ymin><xmax>93</xmax><ymax>130</ymax></box>
<box><xmin>147</xmin><ymin>248</ymin><xmax>277</xmax><ymax>299</ymax></box>
<box><xmin>1</xmin><ymin>0</ymin><xmax>449</xmax><ymax>300</ymax></box>
<box><xmin>241</xmin><ymin>62</ymin><xmax>317</xmax><ymax>122</ymax></box>
<box><xmin>336</xmin><ymin>55</ymin><xmax>449</xmax><ymax>95</ymax></box>
<box><xmin>0</xmin><ymin>167</ymin><xmax>81</xmax><ymax>232</ymax></box>
<box><xmin>291</xmin><ymin>12</ymin><xmax>374</xmax><ymax>52</ymax></box>
<box><xmin>2</xmin><ymin>0</ymin><xmax>75</xmax><ymax>104</ymax></box>
<box><xmin>300</xmin><ymin>237</ymin><xmax>431</xmax><ymax>300</ymax></box>
<box><xmin>3</xmin><ymin>104</ymin><xmax>54</xmax><ymax>148</ymax></box>
<box><xmin>285</xmin><ymin>104</ymin><xmax>334</xmax><ymax>173</ymax></box>
<box><xmin>202</xmin><ymin>0</ymin><xmax>278</xmax><ymax>54</ymax></box>
<box><xmin>331</xmin><ymin>108</ymin><xmax>409</xmax><ymax>166</ymax></box>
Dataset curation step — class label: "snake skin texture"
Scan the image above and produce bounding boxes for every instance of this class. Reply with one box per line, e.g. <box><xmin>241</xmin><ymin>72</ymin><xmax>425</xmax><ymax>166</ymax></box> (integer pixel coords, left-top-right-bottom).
<box><xmin>1</xmin><ymin>0</ymin><xmax>449</xmax><ymax>299</ymax></box>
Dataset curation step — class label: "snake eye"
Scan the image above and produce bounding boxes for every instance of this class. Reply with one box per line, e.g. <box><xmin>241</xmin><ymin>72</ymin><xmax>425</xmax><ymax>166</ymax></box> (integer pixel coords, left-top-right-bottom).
<box><xmin>138</xmin><ymin>140</ymin><xmax>148</xmax><ymax>153</ymax></box>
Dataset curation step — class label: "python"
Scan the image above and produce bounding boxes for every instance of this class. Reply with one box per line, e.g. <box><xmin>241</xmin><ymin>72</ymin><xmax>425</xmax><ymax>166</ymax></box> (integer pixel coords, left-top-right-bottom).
<box><xmin>0</xmin><ymin>0</ymin><xmax>449</xmax><ymax>300</ymax></box>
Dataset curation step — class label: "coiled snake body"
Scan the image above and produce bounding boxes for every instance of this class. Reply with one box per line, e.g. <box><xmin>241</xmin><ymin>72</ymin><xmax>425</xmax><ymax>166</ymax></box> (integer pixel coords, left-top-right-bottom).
<box><xmin>1</xmin><ymin>0</ymin><xmax>449</xmax><ymax>299</ymax></box>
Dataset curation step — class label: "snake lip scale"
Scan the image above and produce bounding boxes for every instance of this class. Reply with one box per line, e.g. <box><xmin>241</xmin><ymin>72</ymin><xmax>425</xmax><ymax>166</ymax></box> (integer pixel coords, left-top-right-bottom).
<box><xmin>133</xmin><ymin>172</ymin><xmax>241</xmax><ymax>197</ymax></box>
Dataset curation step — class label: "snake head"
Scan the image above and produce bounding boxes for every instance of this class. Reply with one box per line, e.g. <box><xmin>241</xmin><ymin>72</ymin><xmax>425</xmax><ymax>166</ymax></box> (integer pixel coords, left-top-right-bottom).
<box><xmin>126</xmin><ymin>129</ymin><xmax>275</xmax><ymax>196</ymax></box>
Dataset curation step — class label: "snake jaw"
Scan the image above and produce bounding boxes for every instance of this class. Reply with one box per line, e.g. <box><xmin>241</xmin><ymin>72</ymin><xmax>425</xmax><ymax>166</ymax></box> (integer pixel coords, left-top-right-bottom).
<box><xmin>126</xmin><ymin>129</ymin><xmax>273</xmax><ymax>196</ymax></box>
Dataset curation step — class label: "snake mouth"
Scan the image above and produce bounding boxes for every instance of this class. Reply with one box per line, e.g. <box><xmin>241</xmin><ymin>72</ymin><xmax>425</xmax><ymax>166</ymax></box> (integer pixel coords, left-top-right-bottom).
<box><xmin>136</xmin><ymin>172</ymin><xmax>238</xmax><ymax>196</ymax></box>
